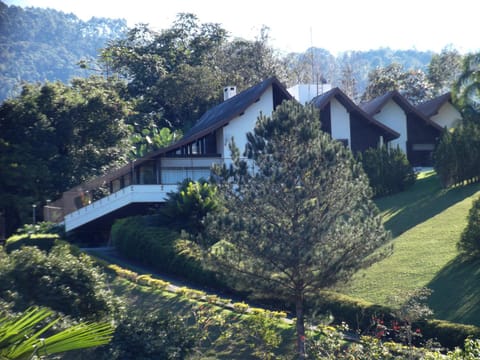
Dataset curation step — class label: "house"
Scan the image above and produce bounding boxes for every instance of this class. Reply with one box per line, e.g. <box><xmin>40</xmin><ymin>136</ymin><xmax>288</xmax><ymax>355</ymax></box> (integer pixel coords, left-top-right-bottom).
<box><xmin>310</xmin><ymin>87</ymin><xmax>399</xmax><ymax>152</ymax></box>
<box><xmin>47</xmin><ymin>77</ymin><xmax>293</xmax><ymax>235</ymax></box>
<box><xmin>360</xmin><ymin>91</ymin><xmax>444</xmax><ymax>166</ymax></box>
<box><xmin>417</xmin><ymin>92</ymin><xmax>462</xmax><ymax>129</ymax></box>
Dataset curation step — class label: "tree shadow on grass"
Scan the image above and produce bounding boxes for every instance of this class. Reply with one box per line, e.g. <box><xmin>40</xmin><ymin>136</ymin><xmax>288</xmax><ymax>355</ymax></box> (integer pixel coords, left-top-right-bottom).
<box><xmin>376</xmin><ymin>173</ymin><xmax>480</xmax><ymax>237</ymax></box>
<box><xmin>427</xmin><ymin>255</ymin><xmax>480</xmax><ymax>327</ymax></box>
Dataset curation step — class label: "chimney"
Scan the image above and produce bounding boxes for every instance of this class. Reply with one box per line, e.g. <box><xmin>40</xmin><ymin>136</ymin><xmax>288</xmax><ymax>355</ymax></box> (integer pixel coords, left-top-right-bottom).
<box><xmin>223</xmin><ymin>86</ymin><xmax>236</xmax><ymax>101</ymax></box>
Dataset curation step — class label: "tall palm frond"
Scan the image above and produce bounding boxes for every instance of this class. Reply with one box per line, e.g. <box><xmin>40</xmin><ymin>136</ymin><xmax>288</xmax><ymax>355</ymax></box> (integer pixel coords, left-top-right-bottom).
<box><xmin>0</xmin><ymin>307</ymin><xmax>113</xmax><ymax>360</ymax></box>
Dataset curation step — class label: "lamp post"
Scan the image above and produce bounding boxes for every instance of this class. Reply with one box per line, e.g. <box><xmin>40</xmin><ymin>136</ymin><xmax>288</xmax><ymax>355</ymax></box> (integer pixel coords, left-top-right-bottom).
<box><xmin>46</xmin><ymin>199</ymin><xmax>51</xmax><ymax>222</ymax></box>
<box><xmin>32</xmin><ymin>204</ymin><xmax>37</xmax><ymax>226</ymax></box>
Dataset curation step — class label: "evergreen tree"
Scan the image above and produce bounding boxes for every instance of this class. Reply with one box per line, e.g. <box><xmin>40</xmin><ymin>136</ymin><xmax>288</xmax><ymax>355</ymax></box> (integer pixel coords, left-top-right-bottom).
<box><xmin>203</xmin><ymin>100</ymin><xmax>391</xmax><ymax>358</ymax></box>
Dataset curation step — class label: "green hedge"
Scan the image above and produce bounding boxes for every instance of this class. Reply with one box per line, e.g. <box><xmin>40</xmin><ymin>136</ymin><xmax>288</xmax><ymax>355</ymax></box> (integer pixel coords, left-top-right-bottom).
<box><xmin>5</xmin><ymin>233</ymin><xmax>63</xmax><ymax>253</ymax></box>
<box><xmin>316</xmin><ymin>291</ymin><xmax>480</xmax><ymax>349</ymax></box>
<box><xmin>111</xmin><ymin>216</ymin><xmax>219</xmax><ymax>287</ymax></box>
<box><xmin>358</xmin><ymin>145</ymin><xmax>415</xmax><ymax>197</ymax></box>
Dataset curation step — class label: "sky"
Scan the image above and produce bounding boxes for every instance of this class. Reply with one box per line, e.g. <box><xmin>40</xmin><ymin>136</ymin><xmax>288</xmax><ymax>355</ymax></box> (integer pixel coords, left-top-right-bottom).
<box><xmin>4</xmin><ymin>0</ymin><xmax>479</xmax><ymax>55</ymax></box>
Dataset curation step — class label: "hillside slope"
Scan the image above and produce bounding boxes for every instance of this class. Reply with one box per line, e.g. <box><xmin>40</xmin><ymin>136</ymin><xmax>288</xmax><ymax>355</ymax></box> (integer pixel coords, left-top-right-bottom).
<box><xmin>342</xmin><ymin>172</ymin><xmax>480</xmax><ymax>326</ymax></box>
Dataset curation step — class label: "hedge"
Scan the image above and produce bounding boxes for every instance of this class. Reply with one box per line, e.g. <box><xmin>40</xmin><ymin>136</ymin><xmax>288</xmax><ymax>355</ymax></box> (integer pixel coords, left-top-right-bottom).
<box><xmin>111</xmin><ymin>216</ymin><xmax>220</xmax><ymax>287</ymax></box>
<box><xmin>315</xmin><ymin>290</ymin><xmax>480</xmax><ymax>349</ymax></box>
<box><xmin>5</xmin><ymin>233</ymin><xmax>63</xmax><ymax>253</ymax></box>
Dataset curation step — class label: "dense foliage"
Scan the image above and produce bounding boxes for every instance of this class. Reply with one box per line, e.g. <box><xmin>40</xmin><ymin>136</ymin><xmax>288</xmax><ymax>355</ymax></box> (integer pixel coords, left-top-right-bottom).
<box><xmin>0</xmin><ymin>1</ymin><xmax>127</xmax><ymax>101</ymax></box>
<box><xmin>0</xmin><ymin>77</ymin><xmax>132</xmax><ymax>235</ymax></box>
<box><xmin>358</xmin><ymin>145</ymin><xmax>415</xmax><ymax>197</ymax></box>
<box><xmin>111</xmin><ymin>216</ymin><xmax>218</xmax><ymax>286</ymax></box>
<box><xmin>203</xmin><ymin>100</ymin><xmax>391</xmax><ymax>357</ymax></box>
<box><xmin>161</xmin><ymin>179</ymin><xmax>219</xmax><ymax>235</ymax></box>
<box><xmin>0</xmin><ymin>307</ymin><xmax>113</xmax><ymax>360</ymax></box>
<box><xmin>96</xmin><ymin>308</ymin><xmax>197</xmax><ymax>360</ymax></box>
<box><xmin>457</xmin><ymin>196</ymin><xmax>480</xmax><ymax>257</ymax></box>
<box><xmin>434</xmin><ymin>121</ymin><xmax>480</xmax><ymax>187</ymax></box>
<box><xmin>0</xmin><ymin>244</ymin><xmax>116</xmax><ymax>320</ymax></box>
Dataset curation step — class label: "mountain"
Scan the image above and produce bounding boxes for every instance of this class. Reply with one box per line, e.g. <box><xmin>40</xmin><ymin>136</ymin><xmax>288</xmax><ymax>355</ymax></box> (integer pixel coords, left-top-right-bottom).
<box><xmin>0</xmin><ymin>1</ymin><xmax>127</xmax><ymax>101</ymax></box>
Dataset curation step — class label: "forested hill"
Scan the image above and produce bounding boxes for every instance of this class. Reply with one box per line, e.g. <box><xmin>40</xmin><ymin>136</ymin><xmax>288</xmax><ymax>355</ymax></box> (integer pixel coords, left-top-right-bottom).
<box><xmin>0</xmin><ymin>1</ymin><xmax>127</xmax><ymax>101</ymax></box>
<box><xmin>0</xmin><ymin>1</ymin><xmax>435</xmax><ymax>103</ymax></box>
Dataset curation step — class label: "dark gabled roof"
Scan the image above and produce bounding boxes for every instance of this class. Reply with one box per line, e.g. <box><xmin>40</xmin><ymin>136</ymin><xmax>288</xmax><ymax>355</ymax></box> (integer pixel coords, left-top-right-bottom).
<box><xmin>69</xmin><ymin>77</ymin><xmax>292</xmax><ymax>191</ymax></box>
<box><xmin>359</xmin><ymin>90</ymin><xmax>444</xmax><ymax>132</ymax></box>
<box><xmin>311</xmin><ymin>87</ymin><xmax>400</xmax><ymax>141</ymax></box>
<box><xmin>417</xmin><ymin>93</ymin><xmax>452</xmax><ymax>118</ymax></box>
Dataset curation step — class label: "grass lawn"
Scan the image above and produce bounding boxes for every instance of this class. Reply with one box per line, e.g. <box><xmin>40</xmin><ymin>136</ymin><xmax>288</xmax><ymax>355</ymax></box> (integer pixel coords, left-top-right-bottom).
<box><xmin>342</xmin><ymin>171</ymin><xmax>480</xmax><ymax>326</ymax></box>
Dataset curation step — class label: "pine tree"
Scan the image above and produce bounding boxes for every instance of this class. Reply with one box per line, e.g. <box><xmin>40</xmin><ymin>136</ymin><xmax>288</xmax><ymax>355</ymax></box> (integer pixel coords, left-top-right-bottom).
<box><xmin>203</xmin><ymin>100</ymin><xmax>391</xmax><ymax>358</ymax></box>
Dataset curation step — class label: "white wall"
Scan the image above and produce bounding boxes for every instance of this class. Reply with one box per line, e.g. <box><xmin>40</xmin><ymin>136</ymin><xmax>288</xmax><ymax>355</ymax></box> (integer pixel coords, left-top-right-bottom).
<box><xmin>288</xmin><ymin>84</ymin><xmax>332</xmax><ymax>104</ymax></box>
<box><xmin>373</xmin><ymin>99</ymin><xmax>408</xmax><ymax>153</ymax></box>
<box><xmin>221</xmin><ymin>86</ymin><xmax>275</xmax><ymax>164</ymax></box>
<box><xmin>330</xmin><ymin>98</ymin><xmax>351</xmax><ymax>148</ymax></box>
<box><xmin>431</xmin><ymin>102</ymin><xmax>462</xmax><ymax>129</ymax></box>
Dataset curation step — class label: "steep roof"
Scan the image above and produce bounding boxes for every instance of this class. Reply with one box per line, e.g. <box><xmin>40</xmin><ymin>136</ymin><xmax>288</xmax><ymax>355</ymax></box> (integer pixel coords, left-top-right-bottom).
<box><xmin>417</xmin><ymin>93</ymin><xmax>452</xmax><ymax>118</ymax></box>
<box><xmin>359</xmin><ymin>90</ymin><xmax>444</xmax><ymax>132</ymax></box>
<box><xmin>311</xmin><ymin>87</ymin><xmax>400</xmax><ymax>140</ymax></box>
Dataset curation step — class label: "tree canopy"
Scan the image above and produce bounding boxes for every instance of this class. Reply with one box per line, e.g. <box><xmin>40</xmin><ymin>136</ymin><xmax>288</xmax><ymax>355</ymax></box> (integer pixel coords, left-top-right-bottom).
<box><xmin>203</xmin><ymin>100</ymin><xmax>391</xmax><ymax>357</ymax></box>
<box><xmin>0</xmin><ymin>77</ymin><xmax>132</xmax><ymax>235</ymax></box>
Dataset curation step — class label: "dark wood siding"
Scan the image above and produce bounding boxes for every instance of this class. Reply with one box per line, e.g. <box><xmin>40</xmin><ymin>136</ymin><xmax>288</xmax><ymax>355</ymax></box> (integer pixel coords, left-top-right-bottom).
<box><xmin>406</xmin><ymin>113</ymin><xmax>442</xmax><ymax>166</ymax></box>
<box><xmin>320</xmin><ymin>104</ymin><xmax>331</xmax><ymax>134</ymax></box>
<box><xmin>350</xmin><ymin>112</ymin><xmax>383</xmax><ymax>152</ymax></box>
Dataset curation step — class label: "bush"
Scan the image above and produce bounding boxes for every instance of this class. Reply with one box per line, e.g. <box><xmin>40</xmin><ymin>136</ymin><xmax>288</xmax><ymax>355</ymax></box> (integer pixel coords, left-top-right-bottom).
<box><xmin>4</xmin><ymin>233</ymin><xmax>63</xmax><ymax>253</ymax></box>
<box><xmin>95</xmin><ymin>308</ymin><xmax>198</xmax><ymax>360</ymax></box>
<box><xmin>434</xmin><ymin>121</ymin><xmax>480</xmax><ymax>187</ymax></box>
<box><xmin>457</xmin><ymin>196</ymin><xmax>480</xmax><ymax>257</ymax></box>
<box><xmin>358</xmin><ymin>145</ymin><xmax>415</xmax><ymax>197</ymax></box>
<box><xmin>314</xmin><ymin>291</ymin><xmax>480</xmax><ymax>349</ymax></box>
<box><xmin>111</xmin><ymin>216</ymin><xmax>220</xmax><ymax>287</ymax></box>
<box><xmin>0</xmin><ymin>244</ymin><xmax>117</xmax><ymax>320</ymax></box>
<box><xmin>160</xmin><ymin>179</ymin><xmax>219</xmax><ymax>235</ymax></box>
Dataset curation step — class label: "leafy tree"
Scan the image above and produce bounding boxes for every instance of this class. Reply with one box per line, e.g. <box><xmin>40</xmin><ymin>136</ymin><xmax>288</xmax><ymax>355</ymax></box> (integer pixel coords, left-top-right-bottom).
<box><xmin>457</xmin><ymin>196</ymin><xmax>480</xmax><ymax>257</ymax></box>
<box><xmin>428</xmin><ymin>46</ymin><xmax>463</xmax><ymax>96</ymax></box>
<box><xmin>203</xmin><ymin>100</ymin><xmax>391</xmax><ymax>358</ymax></box>
<box><xmin>100</xmin><ymin>14</ymin><xmax>228</xmax><ymax>131</ymax></box>
<box><xmin>0</xmin><ymin>307</ymin><xmax>113</xmax><ymax>360</ymax></box>
<box><xmin>0</xmin><ymin>77</ymin><xmax>132</xmax><ymax>235</ymax></box>
<box><xmin>361</xmin><ymin>63</ymin><xmax>433</xmax><ymax>104</ymax></box>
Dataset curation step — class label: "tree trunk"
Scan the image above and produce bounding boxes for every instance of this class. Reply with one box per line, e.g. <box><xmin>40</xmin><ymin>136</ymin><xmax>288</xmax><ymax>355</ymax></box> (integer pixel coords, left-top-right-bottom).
<box><xmin>295</xmin><ymin>294</ymin><xmax>306</xmax><ymax>359</ymax></box>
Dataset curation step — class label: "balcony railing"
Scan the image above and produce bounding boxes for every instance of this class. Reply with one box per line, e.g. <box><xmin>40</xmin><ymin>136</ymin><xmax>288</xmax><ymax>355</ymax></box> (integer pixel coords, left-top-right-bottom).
<box><xmin>64</xmin><ymin>184</ymin><xmax>177</xmax><ymax>232</ymax></box>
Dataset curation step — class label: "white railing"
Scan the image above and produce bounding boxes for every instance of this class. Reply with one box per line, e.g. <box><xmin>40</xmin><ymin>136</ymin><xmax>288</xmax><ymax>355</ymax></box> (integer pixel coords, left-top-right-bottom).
<box><xmin>64</xmin><ymin>184</ymin><xmax>178</xmax><ymax>232</ymax></box>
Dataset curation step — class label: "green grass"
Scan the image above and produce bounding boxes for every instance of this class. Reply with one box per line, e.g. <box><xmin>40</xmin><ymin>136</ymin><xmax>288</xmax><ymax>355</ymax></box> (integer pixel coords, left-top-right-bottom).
<box><xmin>342</xmin><ymin>172</ymin><xmax>480</xmax><ymax>326</ymax></box>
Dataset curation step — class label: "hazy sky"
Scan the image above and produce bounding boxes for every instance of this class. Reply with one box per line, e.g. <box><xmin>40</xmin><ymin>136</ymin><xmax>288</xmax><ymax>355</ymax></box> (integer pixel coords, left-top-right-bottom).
<box><xmin>4</xmin><ymin>0</ymin><xmax>479</xmax><ymax>55</ymax></box>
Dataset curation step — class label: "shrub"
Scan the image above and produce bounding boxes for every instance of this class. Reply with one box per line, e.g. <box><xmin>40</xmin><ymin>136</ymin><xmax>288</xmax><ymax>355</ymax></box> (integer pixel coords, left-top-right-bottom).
<box><xmin>160</xmin><ymin>178</ymin><xmax>219</xmax><ymax>235</ymax></box>
<box><xmin>457</xmin><ymin>196</ymin><xmax>480</xmax><ymax>257</ymax></box>
<box><xmin>0</xmin><ymin>244</ymin><xmax>117</xmax><ymax>320</ymax></box>
<box><xmin>111</xmin><ymin>216</ymin><xmax>220</xmax><ymax>287</ymax></box>
<box><xmin>434</xmin><ymin>121</ymin><xmax>480</xmax><ymax>187</ymax></box>
<box><xmin>314</xmin><ymin>291</ymin><xmax>480</xmax><ymax>349</ymax></box>
<box><xmin>358</xmin><ymin>145</ymin><xmax>415</xmax><ymax>197</ymax></box>
<box><xmin>4</xmin><ymin>233</ymin><xmax>63</xmax><ymax>253</ymax></box>
<box><xmin>95</xmin><ymin>308</ymin><xmax>198</xmax><ymax>360</ymax></box>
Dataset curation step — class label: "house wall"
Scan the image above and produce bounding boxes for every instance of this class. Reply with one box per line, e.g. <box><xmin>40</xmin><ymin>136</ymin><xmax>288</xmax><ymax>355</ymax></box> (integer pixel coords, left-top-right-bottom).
<box><xmin>431</xmin><ymin>102</ymin><xmax>462</xmax><ymax>129</ymax></box>
<box><xmin>373</xmin><ymin>99</ymin><xmax>407</xmax><ymax>153</ymax></box>
<box><xmin>221</xmin><ymin>86</ymin><xmax>274</xmax><ymax>163</ymax></box>
<box><xmin>350</xmin><ymin>113</ymin><xmax>383</xmax><ymax>152</ymax></box>
<box><xmin>406</xmin><ymin>113</ymin><xmax>441</xmax><ymax>166</ymax></box>
<box><xmin>330</xmin><ymin>98</ymin><xmax>351</xmax><ymax>148</ymax></box>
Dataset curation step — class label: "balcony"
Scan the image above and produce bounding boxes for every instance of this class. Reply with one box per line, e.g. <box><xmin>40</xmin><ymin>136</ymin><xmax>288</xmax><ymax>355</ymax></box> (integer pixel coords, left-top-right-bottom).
<box><xmin>64</xmin><ymin>184</ymin><xmax>177</xmax><ymax>232</ymax></box>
